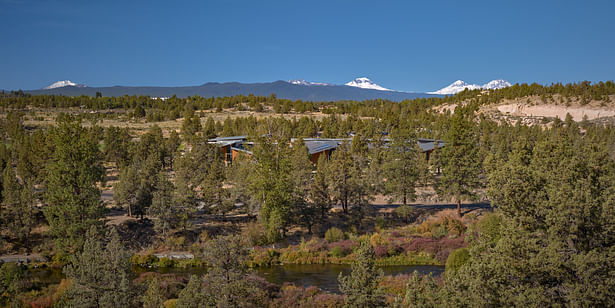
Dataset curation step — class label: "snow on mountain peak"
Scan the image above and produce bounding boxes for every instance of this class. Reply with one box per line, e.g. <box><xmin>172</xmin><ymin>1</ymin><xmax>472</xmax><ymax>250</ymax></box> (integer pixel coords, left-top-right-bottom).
<box><xmin>345</xmin><ymin>77</ymin><xmax>390</xmax><ymax>91</ymax></box>
<box><xmin>43</xmin><ymin>80</ymin><xmax>86</xmax><ymax>89</ymax></box>
<box><xmin>482</xmin><ymin>79</ymin><xmax>512</xmax><ymax>90</ymax></box>
<box><xmin>429</xmin><ymin>79</ymin><xmax>511</xmax><ymax>95</ymax></box>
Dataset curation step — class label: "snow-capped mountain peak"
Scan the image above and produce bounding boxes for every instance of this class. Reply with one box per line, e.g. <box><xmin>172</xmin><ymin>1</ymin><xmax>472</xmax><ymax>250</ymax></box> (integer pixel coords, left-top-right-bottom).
<box><xmin>288</xmin><ymin>79</ymin><xmax>331</xmax><ymax>86</ymax></box>
<box><xmin>429</xmin><ymin>79</ymin><xmax>511</xmax><ymax>95</ymax></box>
<box><xmin>43</xmin><ymin>80</ymin><xmax>86</xmax><ymax>89</ymax></box>
<box><xmin>482</xmin><ymin>79</ymin><xmax>512</xmax><ymax>90</ymax></box>
<box><xmin>345</xmin><ymin>77</ymin><xmax>390</xmax><ymax>91</ymax></box>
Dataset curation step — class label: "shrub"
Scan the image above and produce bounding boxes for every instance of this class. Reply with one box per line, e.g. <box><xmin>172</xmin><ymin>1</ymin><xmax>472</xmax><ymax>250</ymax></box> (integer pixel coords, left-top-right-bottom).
<box><xmin>375</xmin><ymin>216</ymin><xmax>387</xmax><ymax>229</ymax></box>
<box><xmin>306</xmin><ymin>238</ymin><xmax>328</xmax><ymax>252</ymax></box>
<box><xmin>431</xmin><ymin>224</ymin><xmax>448</xmax><ymax>239</ymax></box>
<box><xmin>163</xmin><ymin>299</ymin><xmax>178</xmax><ymax>308</ymax></box>
<box><xmin>324</xmin><ymin>227</ymin><xmax>345</xmax><ymax>243</ymax></box>
<box><xmin>394</xmin><ymin>205</ymin><xmax>414</xmax><ymax>222</ymax></box>
<box><xmin>243</xmin><ymin>222</ymin><xmax>267</xmax><ymax>246</ymax></box>
<box><xmin>331</xmin><ymin>246</ymin><xmax>345</xmax><ymax>258</ymax></box>
<box><xmin>271</xmin><ymin>284</ymin><xmax>344</xmax><ymax>308</ymax></box>
<box><xmin>478</xmin><ymin>213</ymin><xmax>503</xmax><ymax>244</ymax></box>
<box><xmin>131</xmin><ymin>254</ymin><xmax>159</xmax><ymax>267</ymax></box>
<box><xmin>327</xmin><ymin>240</ymin><xmax>357</xmax><ymax>256</ymax></box>
<box><xmin>445</xmin><ymin>247</ymin><xmax>470</xmax><ymax>273</ymax></box>
<box><xmin>369</xmin><ymin>233</ymin><xmax>386</xmax><ymax>247</ymax></box>
<box><xmin>374</xmin><ymin>245</ymin><xmax>390</xmax><ymax>258</ymax></box>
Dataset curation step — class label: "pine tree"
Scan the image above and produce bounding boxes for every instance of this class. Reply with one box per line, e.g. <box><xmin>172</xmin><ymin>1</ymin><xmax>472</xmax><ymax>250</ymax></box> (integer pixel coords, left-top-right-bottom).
<box><xmin>148</xmin><ymin>173</ymin><xmax>176</xmax><ymax>236</ymax></box>
<box><xmin>250</xmin><ymin>138</ymin><xmax>293</xmax><ymax>241</ymax></box>
<box><xmin>2</xmin><ymin>166</ymin><xmax>35</xmax><ymax>247</ymax></box>
<box><xmin>437</xmin><ymin>106</ymin><xmax>481</xmax><ymax>216</ymax></box>
<box><xmin>176</xmin><ymin>275</ymin><xmax>209</xmax><ymax>308</ymax></box>
<box><xmin>382</xmin><ymin>128</ymin><xmax>421</xmax><ymax>205</ymax></box>
<box><xmin>326</xmin><ymin>142</ymin><xmax>354</xmax><ymax>213</ymax></box>
<box><xmin>43</xmin><ymin>117</ymin><xmax>104</xmax><ymax>253</ymax></box>
<box><xmin>290</xmin><ymin>138</ymin><xmax>317</xmax><ymax>233</ymax></box>
<box><xmin>142</xmin><ymin>278</ymin><xmax>164</xmax><ymax>308</ymax></box>
<box><xmin>338</xmin><ymin>241</ymin><xmax>385</xmax><ymax>307</ymax></box>
<box><xmin>310</xmin><ymin>155</ymin><xmax>331</xmax><ymax>219</ymax></box>
<box><xmin>63</xmin><ymin>227</ymin><xmax>133</xmax><ymax>307</ymax></box>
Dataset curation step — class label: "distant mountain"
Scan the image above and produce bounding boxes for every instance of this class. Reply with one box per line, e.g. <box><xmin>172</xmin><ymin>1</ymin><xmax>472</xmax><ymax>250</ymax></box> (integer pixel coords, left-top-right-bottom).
<box><xmin>43</xmin><ymin>80</ymin><xmax>86</xmax><ymax>89</ymax></box>
<box><xmin>430</xmin><ymin>79</ymin><xmax>511</xmax><ymax>95</ymax></box>
<box><xmin>482</xmin><ymin>79</ymin><xmax>512</xmax><ymax>90</ymax></box>
<box><xmin>25</xmin><ymin>80</ymin><xmax>440</xmax><ymax>102</ymax></box>
<box><xmin>345</xmin><ymin>77</ymin><xmax>390</xmax><ymax>91</ymax></box>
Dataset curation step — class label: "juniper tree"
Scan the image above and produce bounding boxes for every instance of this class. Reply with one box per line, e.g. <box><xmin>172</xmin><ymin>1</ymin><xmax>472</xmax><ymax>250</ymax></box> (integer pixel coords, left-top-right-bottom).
<box><xmin>442</xmin><ymin>130</ymin><xmax>615</xmax><ymax>307</ymax></box>
<box><xmin>63</xmin><ymin>227</ymin><xmax>133</xmax><ymax>308</ymax></box>
<box><xmin>338</xmin><ymin>241</ymin><xmax>385</xmax><ymax>308</ymax></box>
<box><xmin>43</xmin><ymin>116</ymin><xmax>104</xmax><ymax>253</ymax></box>
<box><xmin>1</xmin><ymin>166</ymin><xmax>35</xmax><ymax>247</ymax></box>
<box><xmin>103</xmin><ymin>126</ymin><xmax>132</xmax><ymax>167</ymax></box>
<box><xmin>142</xmin><ymin>278</ymin><xmax>165</xmax><ymax>308</ymax></box>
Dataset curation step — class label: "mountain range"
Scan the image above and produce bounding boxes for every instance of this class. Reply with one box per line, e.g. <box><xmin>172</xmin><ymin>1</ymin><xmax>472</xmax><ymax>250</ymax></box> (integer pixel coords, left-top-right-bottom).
<box><xmin>22</xmin><ymin>77</ymin><xmax>511</xmax><ymax>101</ymax></box>
<box><xmin>429</xmin><ymin>79</ymin><xmax>512</xmax><ymax>95</ymax></box>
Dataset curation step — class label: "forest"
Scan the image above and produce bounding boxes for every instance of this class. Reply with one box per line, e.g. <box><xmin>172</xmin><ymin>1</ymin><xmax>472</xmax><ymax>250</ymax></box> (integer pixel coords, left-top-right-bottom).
<box><xmin>0</xmin><ymin>81</ymin><xmax>614</xmax><ymax>307</ymax></box>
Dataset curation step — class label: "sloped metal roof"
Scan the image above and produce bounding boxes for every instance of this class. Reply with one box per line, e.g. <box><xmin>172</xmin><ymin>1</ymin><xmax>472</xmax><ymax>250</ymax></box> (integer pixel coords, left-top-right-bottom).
<box><xmin>304</xmin><ymin>140</ymin><xmax>342</xmax><ymax>155</ymax></box>
<box><xmin>208</xmin><ymin>136</ymin><xmax>247</xmax><ymax>142</ymax></box>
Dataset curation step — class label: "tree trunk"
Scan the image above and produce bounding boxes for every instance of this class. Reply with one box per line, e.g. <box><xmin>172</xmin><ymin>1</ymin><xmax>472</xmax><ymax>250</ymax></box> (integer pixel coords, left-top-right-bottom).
<box><xmin>457</xmin><ymin>199</ymin><xmax>461</xmax><ymax>217</ymax></box>
<box><xmin>128</xmin><ymin>204</ymin><xmax>132</xmax><ymax>217</ymax></box>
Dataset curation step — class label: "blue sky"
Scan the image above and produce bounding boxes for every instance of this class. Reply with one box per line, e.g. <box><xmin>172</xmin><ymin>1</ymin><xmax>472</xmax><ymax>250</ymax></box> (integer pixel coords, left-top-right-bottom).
<box><xmin>1</xmin><ymin>0</ymin><xmax>614</xmax><ymax>92</ymax></box>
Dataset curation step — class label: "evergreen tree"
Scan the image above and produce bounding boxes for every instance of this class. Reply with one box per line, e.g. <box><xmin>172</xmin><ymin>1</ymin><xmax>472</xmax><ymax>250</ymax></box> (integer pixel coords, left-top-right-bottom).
<box><xmin>226</xmin><ymin>155</ymin><xmax>257</xmax><ymax>216</ymax></box>
<box><xmin>395</xmin><ymin>273</ymin><xmax>441</xmax><ymax>308</ymax></box>
<box><xmin>203</xmin><ymin>117</ymin><xmax>217</xmax><ymax>139</ymax></box>
<box><xmin>176</xmin><ymin>275</ymin><xmax>212</xmax><ymax>308</ymax></box>
<box><xmin>103</xmin><ymin>126</ymin><xmax>132</xmax><ymax>167</ymax></box>
<box><xmin>437</xmin><ymin>106</ymin><xmax>481</xmax><ymax>216</ymax></box>
<box><xmin>310</xmin><ymin>155</ymin><xmax>331</xmax><ymax>219</ymax></box>
<box><xmin>200</xmin><ymin>235</ymin><xmax>256</xmax><ymax>307</ymax></box>
<box><xmin>148</xmin><ymin>173</ymin><xmax>176</xmax><ymax>236</ymax></box>
<box><xmin>250</xmin><ymin>138</ymin><xmax>293</xmax><ymax>241</ymax></box>
<box><xmin>382</xmin><ymin>129</ymin><xmax>421</xmax><ymax>205</ymax></box>
<box><xmin>142</xmin><ymin>278</ymin><xmax>165</xmax><ymax>308</ymax></box>
<box><xmin>1</xmin><ymin>166</ymin><xmax>35</xmax><ymax>247</ymax></box>
<box><xmin>338</xmin><ymin>241</ymin><xmax>385</xmax><ymax>308</ymax></box>
<box><xmin>63</xmin><ymin>227</ymin><xmax>133</xmax><ymax>307</ymax></box>
<box><xmin>43</xmin><ymin>117</ymin><xmax>104</xmax><ymax>253</ymax></box>
<box><xmin>443</xmin><ymin>132</ymin><xmax>615</xmax><ymax>306</ymax></box>
<box><xmin>326</xmin><ymin>142</ymin><xmax>354</xmax><ymax>213</ymax></box>
<box><xmin>290</xmin><ymin>138</ymin><xmax>317</xmax><ymax>233</ymax></box>
<box><xmin>134</xmin><ymin>104</ymin><xmax>146</xmax><ymax>118</ymax></box>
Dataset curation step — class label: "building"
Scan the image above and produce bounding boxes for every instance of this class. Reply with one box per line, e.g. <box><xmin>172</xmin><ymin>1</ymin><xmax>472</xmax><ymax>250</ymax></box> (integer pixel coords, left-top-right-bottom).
<box><xmin>208</xmin><ymin>135</ymin><xmax>444</xmax><ymax>165</ymax></box>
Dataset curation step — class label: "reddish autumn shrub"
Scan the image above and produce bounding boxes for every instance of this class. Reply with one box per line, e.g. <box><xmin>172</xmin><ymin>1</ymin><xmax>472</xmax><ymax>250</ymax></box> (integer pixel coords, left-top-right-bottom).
<box><xmin>404</xmin><ymin>237</ymin><xmax>439</xmax><ymax>254</ymax></box>
<box><xmin>307</xmin><ymin>238</ymin><xmax>328</xmax><ymax>252</ymax></box>
<box><xmin>374</xmin><ymin>244</ymin><xmax>391</xmax><ymax>258</ymax></box>
<box><xmin>327</xmin><ymin>240</ymin><xmax>357</xmax><ymax>255</ymax></box>
<box><xmin>433</xmin><ymin>237</ymin><xmax>466</xmax><ymax>263</ymax></box>
<box><xmin>402</xmin><ymin>236</ymin><xmax>466</xmax><ymax>262</ymax></box>
<box><xmin>271</xmin><ymin>283</ymin><xmax>344</xmax><ymax>308</ymax></box>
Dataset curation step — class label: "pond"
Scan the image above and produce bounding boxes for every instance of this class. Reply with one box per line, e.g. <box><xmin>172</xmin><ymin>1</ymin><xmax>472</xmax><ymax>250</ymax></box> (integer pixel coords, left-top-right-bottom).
<box><xmin>26</xmin><ymin>264</ymin><xmax>444</xmax><ymax>294</ymax></box>
<box><xmin>256</xmin><ymin>264</ymin><xmax>444</xmax><ymax>293</ymax></box>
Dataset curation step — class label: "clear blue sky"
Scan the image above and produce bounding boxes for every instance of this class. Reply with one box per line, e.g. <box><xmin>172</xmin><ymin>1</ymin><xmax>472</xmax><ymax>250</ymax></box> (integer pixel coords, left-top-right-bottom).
<box><xmin>1</xmin><ymin>0</ymin><xmax>614</xmax><ymax>92</ymax></box>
